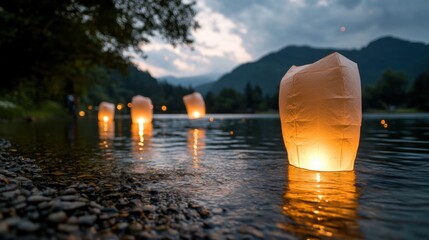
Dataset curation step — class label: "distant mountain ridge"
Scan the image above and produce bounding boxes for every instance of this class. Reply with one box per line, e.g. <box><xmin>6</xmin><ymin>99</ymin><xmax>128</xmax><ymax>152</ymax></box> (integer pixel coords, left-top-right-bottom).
<box><xmin>196</xmin><ymin>36</ymin><xmax>429</xmax><ymax>95</ymax></box>
<box><xmin>159</xmin><ymin>73</ymin><xmax>221</xmax><ymax>87</ymax></box>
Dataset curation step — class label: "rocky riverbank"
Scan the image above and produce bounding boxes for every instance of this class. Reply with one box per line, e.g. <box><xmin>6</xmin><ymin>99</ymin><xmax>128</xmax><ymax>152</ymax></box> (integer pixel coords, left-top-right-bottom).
<box><xmin>0</xmin><ymin>139</ymin><xmax>217</xmax><ymax>239</ymax></box>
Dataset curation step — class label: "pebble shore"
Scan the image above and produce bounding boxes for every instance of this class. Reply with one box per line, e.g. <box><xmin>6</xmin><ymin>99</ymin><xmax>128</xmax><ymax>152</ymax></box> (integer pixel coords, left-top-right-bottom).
<box><xmin>0</xmin><ymin>139</ymin><xmax>221</xmax><ymax>239</ymax></box>
<box><xmin>0</xmin><ymin>139</ymin><xmax>296</xmax><ymax>239</ymax></box>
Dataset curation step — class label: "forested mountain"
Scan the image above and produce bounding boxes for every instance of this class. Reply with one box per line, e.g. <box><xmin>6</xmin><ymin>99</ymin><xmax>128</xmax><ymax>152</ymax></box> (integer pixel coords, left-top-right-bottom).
<box><xmin>159</xmin><ymin>73</ymin><xmax>221</xmax><ymax>87</ymax></box>
<box><xmin>197</xmin><ymin>36</ymin><xmax>429</xmax><ymax>95</ymax></box>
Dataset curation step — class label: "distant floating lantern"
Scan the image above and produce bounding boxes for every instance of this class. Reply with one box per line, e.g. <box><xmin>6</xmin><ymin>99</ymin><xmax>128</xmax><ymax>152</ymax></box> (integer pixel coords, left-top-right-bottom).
<box><xmin>183</xmin><ymin>92</ymin><xmax>206</xmax><ymax>119</ymax></box>
<box><xmin>131</xmin><ymin>95</ymin><xmax>153</xmax><ymax>124</ymax></box>
<box><xmin>98</xmin><ymin>102</ymin><xmax>115</xmax><ymax>123</ymax></box>
<box><xmin>279</xmin><ymin>52</ymin><xmax>362</xmax><ymax>171</ymax></box>
<box><xmin>78</xmin><ymin>111</ymin><xmax>85</xmax><ymax>117</ymax></box>
<box><xmin>161</xmin><ymin>105</ymin><xmax>167</xmax><ymax>112</ymax></box>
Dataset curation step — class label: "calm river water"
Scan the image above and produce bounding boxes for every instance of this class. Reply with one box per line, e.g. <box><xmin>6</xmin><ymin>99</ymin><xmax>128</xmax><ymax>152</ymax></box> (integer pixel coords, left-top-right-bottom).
<box><xmin>1</xmin><ymin>113</ymin><xmax>428</xmax><ymax>239</ymax></box>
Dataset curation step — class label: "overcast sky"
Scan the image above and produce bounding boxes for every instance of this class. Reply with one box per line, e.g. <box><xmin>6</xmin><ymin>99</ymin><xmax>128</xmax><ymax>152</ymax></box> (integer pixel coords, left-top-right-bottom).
<box><xmin>132</xmin><ymin>0</ymin><xmax>429</xmax><ymax>78</ymax></box>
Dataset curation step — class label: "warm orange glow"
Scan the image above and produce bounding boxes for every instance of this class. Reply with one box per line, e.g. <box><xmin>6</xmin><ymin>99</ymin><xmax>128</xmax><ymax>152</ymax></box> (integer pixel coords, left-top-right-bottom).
<box><xmin>87</xmin><ymin>105</ymin><xmax>93</xmax><ymax>110</ymax></box>
<box><xmin>380</xmin><ymin>119</ymin><xmax>386</xmax><ymax>125</ymax></box>
<box><xmin>279</xmin><ymin>166</ymin><xmax>360</xmax><ymax>239</ymax></box>
<box><xmin>209</xmin><ymin>117</ymin><xmax>214</xmax><ymax>122</ymax></box>
<box><xmin>193</xmin><ymin>111</ymin><xmax>201</xmax><ymax>118</ymax></box>
<box><xmin>279</xmin><ymin>53</ymin><xmax>361</xmax><ymax>171</ymax></box>
<box><xmin>187</xmin><ymin>128</ymin><xmax>205</xmax><ymax>169</ymax></box>
<box><xmin>383</xmin><ymin>123</ymin><xmax>388</xmax><ymax>128</ymax></box>
<box><xmin>78</xmin><ymin>111</ymin><xmax>85</xmax><ymax>117</ymax></box>
<box><xmin>98</xmin><ymin>121</ymin><xmax>115</xmax><ymax>149</ymax></box>
<box><xmin>161</xmin><ymin>105</ymin><xmax>167</xmax><ymax>111</ymax></box>
<box><xmin>117</xmin><ymin>104</ymin><xmax>123</xmax><ymax>110</ymax></box>
<box><xmin>98</xmin><ymin>102</ymin><xmax>115</xmax><ymax>122</ymax></box>
<box><xmin>131</xmin><ymin>95</ymin><xmax>153</xmax><ymax>124</ymax></box>
<box><xmin>127</xmin><ymin>102</ymin><xmax>132</xmax><ymax>108</ymax></box>
<box><xmin>229</xmin><ymin>130</ymin><xmax>234</xmax><ymax>136</ymax></box>
<box><xmin>131</xmin><ymin>122</ymin><xmax>153</xmax><ymax>161</ymax></box>
<box><xmin>183</xmin><ymin>92</ymin><xmax>206</xmax><ymax>119</ymax></box>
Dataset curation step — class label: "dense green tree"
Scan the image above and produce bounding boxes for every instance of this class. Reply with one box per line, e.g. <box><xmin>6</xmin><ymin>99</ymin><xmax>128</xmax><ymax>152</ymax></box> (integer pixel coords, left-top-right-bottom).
<box><xmin>210</xmin><ymin>88</ymin><xmax>245</xmax><ymax>113</ymax></box>
<box><xmin>409</xmin><ymin>70</ymin><xmax>429</xmax><ymax>111</ymax></box>
<box><xmin>0</xmin><ymin>0</ymin><xmax>198</xmax><ymax>105</ymax></box>
<box><xmin>365</xmin><ymin>70</ymin><xmax>408</xmax><ymax>110</ymax></box>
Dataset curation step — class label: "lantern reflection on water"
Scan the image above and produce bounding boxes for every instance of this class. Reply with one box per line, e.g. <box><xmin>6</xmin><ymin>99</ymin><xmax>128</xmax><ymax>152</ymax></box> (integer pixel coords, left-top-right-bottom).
<box><xmin>183</xmin><ymin>92</ymin><xmax>206</xmax><ymax>119</ymax></box>
<box><xmin>131</xmin><ymin>95</ymin><xmax>153</xmax><ymax>124</ymax></box>
<box><xmin>98</xmin><ymin>120</ymin><xmax>115</xmax><ymax>159</ymax></box>
<box><xmin>131</xmin><ymin>122</ymin><xmax>153</xmax><ymax>160</ymax></box>
<box><xmin>279</xmin><ymin>52</ymin><xmax>362</xmax><ymax>171</ymax></box>
<box><xmin>279</xmin><ymin>165</ymin><xmax>360</xmax><ymax>239</ymax></box>
<box><xmin>98</xmin><ymin>102</ymin><xmax>115</xmax><ymax>122</ymax></box>
<box><xmin>187</xmin><ymin>128</ymin><xmax>205</xmax><ymax>169</ymax></box>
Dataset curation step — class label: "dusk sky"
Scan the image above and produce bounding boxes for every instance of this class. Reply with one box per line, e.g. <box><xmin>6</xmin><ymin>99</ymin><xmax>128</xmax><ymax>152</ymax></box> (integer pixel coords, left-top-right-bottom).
<box><xmin>133</xmin><ymin>0</ymin><xmax>429</xmax><ymax>78</ymax></box>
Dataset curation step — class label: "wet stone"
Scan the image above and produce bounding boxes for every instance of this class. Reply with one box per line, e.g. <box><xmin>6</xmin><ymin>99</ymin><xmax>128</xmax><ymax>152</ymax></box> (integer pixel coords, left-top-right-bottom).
<box><xmin>0</xmin><ymin>184</ymin><xmax>17</xmax><ymax>193</ymax></box>
<box><xmin>37</xmin><ymin>201</ymin><xmax>50</xmax><ymax>210</ymax></box>
<box><xmin>15</xmin><ymin>202</ymin><xmax>27</xmax><ymax>210</ymax></box>
<box><xmin>17</xmin><ymin>220</ymin><xmax>39</xmax><ymax>232</ymax></box>
<box><xmin>60</xmin><ymin>195</ymin><xmax>79</xmax><ymax>201</ymax></box>
<box><xmin>43</xmin><ymin>188</ymin><xmax>57</xmax><ymax>196</ymax></box>
<box><xmin>114</xmin><ymin>222</ymin><xmax>129</xmax><ymax>231</ymax></box>
<box><xmin>128</xmin><ymin>222</ymin><xmax>143</xmax><ymax>233</ymax></box>
<box><xmin>57</xmin><ymin>201</ymin><xmax>86</xmax><ymax>211</ymax></box>
<box><xmin>58</xmin><ymin>223</ymin><xmax>79</xmax><ymax>233</ymax></box>
<box><xmin>48</xmin><ymin>211</ymin><xmax>68</xmax><ymax>223</ymax></box>
<box><xmin>212</xmin><ymin>208</ymin><xmax>224</xmax><ymax>215</ymax></box>
<box><xmin>89</xmin><ymin>201</ymin><xmax>103</xmax><ymax>209</ymax></box>
<box><xmin>78</xmin><ymin>215</ymin><xmax>97</xmax><ymax>225</ymax></box>
<box><xmin>4</xmin><ymin>217</ymin><xmax>21</xmax><ymax>227</ymax></box>
<box><xmin>62</xmin><ymin>188</ymin><xmax>77</xmax><ymax>195</ymax></box>
<box><xmin>67</xmin><ymin>216</ymin><xmax>78</xmax><ymax>224</ymax></box>
<box><xmin>143</xmin><ymin>205</ymin><xmax>157</xmax><ymax>213</ymax></box>
<box><xmin>28</xmin><ymin>195</ymin><xmax>51</xmax><ymax>203</ymax></box>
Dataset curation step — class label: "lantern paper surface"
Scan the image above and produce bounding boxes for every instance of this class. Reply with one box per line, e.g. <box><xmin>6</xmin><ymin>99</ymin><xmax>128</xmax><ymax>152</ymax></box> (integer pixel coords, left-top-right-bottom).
<box><xmin>131</xmin><ymin>95</ymin><xmax>153</xmax><ymax>124</ymax></box>
<box><xmin>183</xmin><ymin>92</ymin><xmax>206</xmax><ymax>119</ymax></box>
<box><xmin>279</xmin><ymin>52</ymin><xmax>361</xmax><ymax>171</ymax></box>
<box><xmin>98</xmin><ymin>102</ymin><xmax>115</xmax><ymax>122</ymax></box>
<box><xmin>280</xmin><ymin>165</ymin><xmax>360</xmax><ymax>238</ymax></box>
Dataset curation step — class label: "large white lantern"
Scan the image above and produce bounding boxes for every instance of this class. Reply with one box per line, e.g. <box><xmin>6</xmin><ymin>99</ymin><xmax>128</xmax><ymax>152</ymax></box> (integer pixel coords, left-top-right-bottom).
<box><xmin>183</xmin><ymin>92</ymin><xmax>206</xmax><ymax>119</ymax></box>
<box><xmin>279</xmin><ymin>52</ymin><xmax>362</xmax><ymax>171</ymax></box>
<box><xmin>98</xmin><ymin>102</ymin><xmax>115</xmax><ymax>123</ymax></box>
<box><xmin>131</xmin><ymin>95</ymin><xmax>153</xmax><ymax>124</ymax></box>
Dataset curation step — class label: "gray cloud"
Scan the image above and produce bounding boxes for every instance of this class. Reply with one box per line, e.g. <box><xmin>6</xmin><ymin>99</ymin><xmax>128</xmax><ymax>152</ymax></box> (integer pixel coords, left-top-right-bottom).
<box><xmin>204</xmin><ymin>0</ymin><xmax>429</xmax><ymax>57</ymax></box>
<box><xmin>141</xmin><ymin>0</ymin><xmax>429</xmax><ymax>77</ymax></box>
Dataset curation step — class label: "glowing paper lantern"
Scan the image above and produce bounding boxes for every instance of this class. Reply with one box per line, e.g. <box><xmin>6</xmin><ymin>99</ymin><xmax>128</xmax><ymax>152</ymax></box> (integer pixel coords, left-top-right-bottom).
<box><xmin>131</xmin><ymin>95</ymin><xmax>153</xmax><ymax>124</ymax></box>
<box><xmin>183</xmin><ymin>92</ymin><xmax>206</xmax><ymax>119</ymax></box>
<box><xmin>98</xmin><ymin>102</ymin><xmax>115</xmax><ymax>122</ymax></box>
<box><xmin>280</xmin><ymin>166</ymin><xmax>360</xmax><ymax>238</ymax></box>
<box><xmin>279</xmin><ymin>52</ymin><xmax>362</xmax><ymax>171</ymax></box>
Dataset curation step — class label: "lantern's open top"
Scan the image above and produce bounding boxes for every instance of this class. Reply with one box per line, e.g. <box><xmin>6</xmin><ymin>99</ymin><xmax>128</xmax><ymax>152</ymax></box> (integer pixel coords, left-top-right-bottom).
<box><xmin>279</xmin><ymin>52</ymin><xmax>362</xmax><ymax>171</ymax></box>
